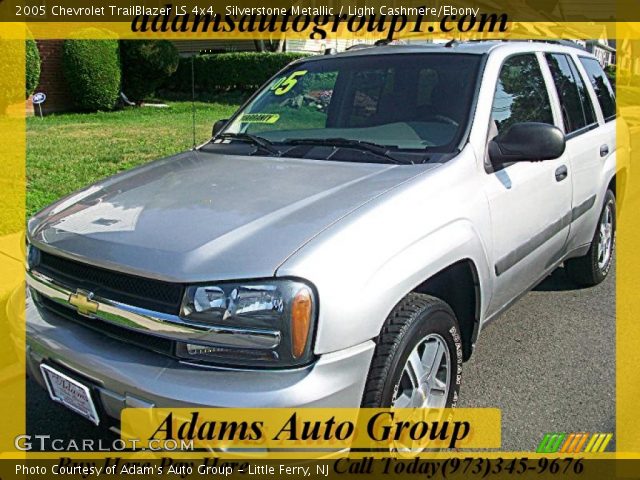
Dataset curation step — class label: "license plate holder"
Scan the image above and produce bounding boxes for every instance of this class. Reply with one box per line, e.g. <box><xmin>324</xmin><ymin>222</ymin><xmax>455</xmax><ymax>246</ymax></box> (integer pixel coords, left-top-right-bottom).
<box><xmin>40</xmin><ymin>364</ymin><xmax>100</xmax><ymax>425</ymax></box>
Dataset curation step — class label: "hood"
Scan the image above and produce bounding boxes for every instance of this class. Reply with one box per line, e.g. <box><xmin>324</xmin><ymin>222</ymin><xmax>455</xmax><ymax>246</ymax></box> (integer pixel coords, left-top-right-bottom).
<box><xmin>29</xmin><ymin>151</ymin><xmax>437</xmax><ymax>282</ymax></box>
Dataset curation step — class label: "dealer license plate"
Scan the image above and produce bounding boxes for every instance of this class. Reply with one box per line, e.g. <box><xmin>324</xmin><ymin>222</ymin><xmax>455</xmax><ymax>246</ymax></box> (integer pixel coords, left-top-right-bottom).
<box><xmin>40</xmin><ymin>364</ymin><xmax>100</xmax><ymax>425</ymax></box>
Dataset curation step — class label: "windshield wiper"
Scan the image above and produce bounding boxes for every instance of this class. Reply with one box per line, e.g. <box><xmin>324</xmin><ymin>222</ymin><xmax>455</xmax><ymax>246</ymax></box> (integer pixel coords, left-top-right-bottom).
<box><xmin>217</xmin><ymin>132</ymin><xmax>281</xmax><ymax>156</ymax></box>
<box><xmin>283</xmin><ymin>138</ymin><xmax>413</xmax><ymax>165</ymax></box>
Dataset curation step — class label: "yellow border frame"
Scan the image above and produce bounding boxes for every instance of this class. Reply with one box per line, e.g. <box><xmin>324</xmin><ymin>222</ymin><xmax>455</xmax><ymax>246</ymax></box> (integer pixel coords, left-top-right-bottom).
<box><xmin>0</xmin><ymin>21</ymin><xmax>638</xmax><ymax>461</ymax></box>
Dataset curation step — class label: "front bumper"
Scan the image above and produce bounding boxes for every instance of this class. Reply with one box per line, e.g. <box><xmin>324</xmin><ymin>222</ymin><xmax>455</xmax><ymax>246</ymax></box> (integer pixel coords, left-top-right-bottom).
<box><xmin>26</xmin><ymin>298</ymin><xmax>375</xmax><ymax>426</ymax></box>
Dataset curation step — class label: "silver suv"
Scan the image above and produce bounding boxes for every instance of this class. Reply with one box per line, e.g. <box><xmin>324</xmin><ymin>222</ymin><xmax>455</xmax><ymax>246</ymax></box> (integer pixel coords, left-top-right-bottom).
<box><xmin>26</xmin><ymin>41</ymin><xmax>620</xmax><ymax>429</ymax></box>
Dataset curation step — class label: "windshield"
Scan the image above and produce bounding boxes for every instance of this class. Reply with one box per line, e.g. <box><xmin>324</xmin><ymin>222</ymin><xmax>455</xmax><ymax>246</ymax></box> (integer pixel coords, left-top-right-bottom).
<box><xmin>223</xmin><ymin>53</ymin><xmax>481</xmax><ymax>155</ymax></box>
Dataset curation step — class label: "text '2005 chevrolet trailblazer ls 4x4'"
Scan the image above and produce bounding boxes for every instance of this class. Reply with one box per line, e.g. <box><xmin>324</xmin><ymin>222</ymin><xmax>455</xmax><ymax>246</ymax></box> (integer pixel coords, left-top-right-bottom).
<box><xmin>26</xmin><ymin>41</ymin><xmax>621</xmax><ymax>428</ymax></box>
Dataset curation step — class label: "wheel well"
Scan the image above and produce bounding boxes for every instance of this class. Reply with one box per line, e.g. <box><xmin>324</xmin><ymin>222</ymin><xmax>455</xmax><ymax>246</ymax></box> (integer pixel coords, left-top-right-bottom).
<box><xmin>412</xmin><ymin>259</ymin><xmax>480</xmax><ymax>361</ymax></box>
<box><xmin>609</xmin><ymin>170</ymin><xmax>625</xmax><ymax>210</ymax></box>
<box><xmin>608</xmin><ymin>174</ymin><xmax>616</xmax><ymax>197</ymax></box>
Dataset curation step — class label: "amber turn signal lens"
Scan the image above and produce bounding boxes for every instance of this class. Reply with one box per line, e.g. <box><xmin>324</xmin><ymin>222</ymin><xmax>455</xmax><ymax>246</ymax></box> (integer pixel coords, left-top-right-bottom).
<box><xmin>291</xmin><ymin>288</ymin><xmax>312</xmax><ymax>359</ymax></box>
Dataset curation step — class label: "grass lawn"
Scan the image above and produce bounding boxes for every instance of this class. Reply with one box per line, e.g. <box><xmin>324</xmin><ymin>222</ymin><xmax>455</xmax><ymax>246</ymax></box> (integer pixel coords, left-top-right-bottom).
<box><xmin>26</xmin><ymin>94</ymin><xmax>245</xmax><ymax>217</ymax></box>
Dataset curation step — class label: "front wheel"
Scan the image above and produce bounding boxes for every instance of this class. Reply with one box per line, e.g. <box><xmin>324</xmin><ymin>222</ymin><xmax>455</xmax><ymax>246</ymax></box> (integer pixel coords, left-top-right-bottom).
<box><xmin>566</xmin><ymin>189</ymin><xmax>615</xmax><ymax>287</ymax></box>
<box><xmin>361</xmin><ymin>293</ymin><xmax>462</xmax><ymax>409</ymax></box>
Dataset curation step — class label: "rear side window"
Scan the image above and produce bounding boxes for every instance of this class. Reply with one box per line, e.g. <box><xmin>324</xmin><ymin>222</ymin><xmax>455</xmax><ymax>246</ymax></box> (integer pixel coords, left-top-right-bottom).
<box><xmin>491</xmin><ymin>54</ymin><xmax>554</xmax><ymax>134</ymax></box>
<box><xmin>545</xmin><ymin>53</ymin><xmax>597</xmax><ymax>135</ymax></box>
<box><xmin>579</xmin><ymin>57</ymin><xmax>616</xmax><ymax>121</ymax></box>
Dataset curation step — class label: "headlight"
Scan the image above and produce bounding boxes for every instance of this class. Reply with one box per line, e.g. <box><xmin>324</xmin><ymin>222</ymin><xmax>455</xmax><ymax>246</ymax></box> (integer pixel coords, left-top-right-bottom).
<box><xmin>176</xmin><ymin>279</ymin><xmax>316</xmax><ymax>368</ymax></box>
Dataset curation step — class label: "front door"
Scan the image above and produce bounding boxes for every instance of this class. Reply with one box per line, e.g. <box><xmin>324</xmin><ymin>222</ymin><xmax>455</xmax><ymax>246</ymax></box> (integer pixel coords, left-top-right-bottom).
<box><xmin>483</xmin><ymin>53</ymin><xmax>573</xmax><ymax>313</ymax></box>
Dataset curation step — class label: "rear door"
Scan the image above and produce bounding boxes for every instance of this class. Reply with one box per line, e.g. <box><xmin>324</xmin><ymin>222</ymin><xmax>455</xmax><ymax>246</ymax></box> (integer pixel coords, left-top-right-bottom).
<box><xmin>560</xmin><ymin>55</ymin><xmax>616</xmax><ymax>250</ymax></box>
<box><xmin>483</xmin><ymin>53</ymin><xmax>573</xmax><ymax>313</ymax></box>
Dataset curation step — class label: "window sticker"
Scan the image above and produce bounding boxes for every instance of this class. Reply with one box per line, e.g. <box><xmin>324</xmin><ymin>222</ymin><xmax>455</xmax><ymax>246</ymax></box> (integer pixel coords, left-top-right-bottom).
<box><xmin>238</xmin><ymin>113</ymin><xmax>281</xmax><ymax>124</ymax></box>
<box><xmin>270</xmin><ymin>71</ymin><xmax>308</xmax><ymax>95</ymax></box>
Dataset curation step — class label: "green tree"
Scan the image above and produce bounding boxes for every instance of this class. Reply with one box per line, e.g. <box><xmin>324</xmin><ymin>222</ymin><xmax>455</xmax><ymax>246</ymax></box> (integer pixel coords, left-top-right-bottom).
<box><xmin>120</xmin><ymin>40</ymin><xmax>179</xmax><ymax>104</ymax></box>
<box><xmin>25</xmin><ymin>39</ymin><xmax>41</xmax><ymax>98</ymax></box>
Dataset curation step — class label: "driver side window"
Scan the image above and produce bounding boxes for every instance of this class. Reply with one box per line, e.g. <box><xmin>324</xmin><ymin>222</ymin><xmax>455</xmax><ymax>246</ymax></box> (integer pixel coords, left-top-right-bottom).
<box><xmin>491</xmin><ymin>54</ymin><xmax>554</xmax><ymax>135</ymax></box>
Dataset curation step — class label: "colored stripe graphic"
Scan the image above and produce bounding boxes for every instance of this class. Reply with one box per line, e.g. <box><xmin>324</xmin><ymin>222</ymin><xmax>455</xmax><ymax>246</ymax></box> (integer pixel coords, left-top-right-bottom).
<box><xmin>584</xmin><ymin>433</ymin><xmax>613</xmax><ymax>453</ymax></box>
<box><xmin>560</xmin><ymin>433</ymin><xmax>579</xmax><ymax>453</ymax></box>
<box><xmin>559</xmin><ymin>433</ymin><xmax>589</xmax><ymax>453</ymax></box>
<box><xmin>573</xmin><ymin>433</ymin><xmax>590</xmax><ymax>452</ymax></box>
<box><xmin>538</xmin><ymin>433</ymin><xmax>613</xmax><ymax>453</ymax></box>
<box><xmin>537</xmin><ymin>433</ymin><xmax>567</xmax><ymax>453</ymax></box>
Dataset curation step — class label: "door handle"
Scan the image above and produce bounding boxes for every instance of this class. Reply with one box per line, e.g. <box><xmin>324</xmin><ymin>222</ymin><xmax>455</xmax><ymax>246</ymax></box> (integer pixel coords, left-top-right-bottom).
<box><xmin>600</xmin><ymin>144</ymin><xmax>609</xmax><ymax>157</ymax></box>
<box><xmin>555</xmin><ymin>165</ymin><xmax>568</xmax><ymax>182</ymax></box>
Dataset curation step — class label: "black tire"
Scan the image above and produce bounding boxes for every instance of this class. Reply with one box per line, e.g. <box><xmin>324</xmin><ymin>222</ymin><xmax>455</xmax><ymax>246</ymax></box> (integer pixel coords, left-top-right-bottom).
<box><xmin>566</xmin><ymin>190</ymin><xmax>616</xmax><ymax>287</ymax></box>
<box><xmin>361</xmin><ymin>293</ymin><xmax>463</xmax><ymax>408</ymax></box>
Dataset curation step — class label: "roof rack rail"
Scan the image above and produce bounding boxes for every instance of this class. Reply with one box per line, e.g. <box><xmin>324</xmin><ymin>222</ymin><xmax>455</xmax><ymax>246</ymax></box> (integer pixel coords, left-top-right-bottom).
<box><xmin>345</xmin><ymin>43</ymin><xmax>374</xmax><ymax>51</ymax></box>
<box><xmin>534</xmin><ymin>39</ymin><xmax>586</xmax><ymax>49</ymax></box>
<box><xmin>468</xmin><ymin>39</ymin><xmax>585</xmax><ymax>50</ymax></box>
<box><xmin>346</xmin><ymin>39</ymin><xmax>405</xmax><ymax>50</ymax></box>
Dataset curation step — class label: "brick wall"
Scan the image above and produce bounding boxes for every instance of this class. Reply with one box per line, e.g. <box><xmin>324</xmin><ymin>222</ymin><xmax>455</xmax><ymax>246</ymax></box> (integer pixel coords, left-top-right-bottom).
<box><xmin>32</xmin><ymin>40</ymin><xmax>74</xmax><ymax>114</ymax></box>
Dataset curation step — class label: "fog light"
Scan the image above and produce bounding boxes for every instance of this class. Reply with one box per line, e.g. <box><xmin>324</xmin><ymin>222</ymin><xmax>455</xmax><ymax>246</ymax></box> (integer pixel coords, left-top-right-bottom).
<box><xmin>177</xmin><ymin>343</ymin><xmax>279</xmax><ymax>363</ymax></box>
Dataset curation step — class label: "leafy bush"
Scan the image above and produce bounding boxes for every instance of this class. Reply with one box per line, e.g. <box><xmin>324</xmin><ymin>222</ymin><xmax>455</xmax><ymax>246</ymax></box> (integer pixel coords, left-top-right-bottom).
<box><xmin>0</xmin><ymin>39</ymin><xmax>24</xmax><ymax>113</ymax></box>
<box><xmin>62</xmin><ymin>38</ymin><xmax>120</xmax><ymax>111</ymax></box>
<box><xmin>166</xmin><ymin>52</ymin><xmax>310</xmax><ymax>93</ymax></box>
<box><xmin>121</xmin><ymin>40</ymin><xmax>179</xmax><ymax>103</ymax></box>
<box><xmin>25</xmin><ymin>39</ymin><xmax>41</xmax><ymax>98</ymax></box>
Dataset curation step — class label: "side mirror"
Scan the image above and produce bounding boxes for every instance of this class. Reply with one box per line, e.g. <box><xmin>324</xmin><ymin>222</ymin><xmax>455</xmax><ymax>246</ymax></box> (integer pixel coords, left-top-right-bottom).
<box><xmin>488</xmin><ymin>122</ymin><xmax>565</xmax><ymax>165</ymax></box>
<box><xmin>212</xmin><ymin>119</ymin><xmax>229</xmax><ymax>138</ymax></box>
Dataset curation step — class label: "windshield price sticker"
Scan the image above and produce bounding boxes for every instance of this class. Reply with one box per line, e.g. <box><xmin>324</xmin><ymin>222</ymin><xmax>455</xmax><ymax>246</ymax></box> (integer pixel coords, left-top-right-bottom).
<box><xmin>238</xmin><ymin>113</ymin><xmax>280</xmax><ymax>124</ymax></box>
<box><xmin>271</xmin><ymin>71</ymin><xmax>308</xmax><ymax>95</ymax></box>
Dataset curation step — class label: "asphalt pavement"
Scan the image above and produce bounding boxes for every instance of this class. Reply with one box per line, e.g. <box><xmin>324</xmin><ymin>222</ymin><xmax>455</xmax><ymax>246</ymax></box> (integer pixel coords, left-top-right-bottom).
<box><xmin>460</xmin><ymin>261</ymin><xmax>615</xmax><ymax>451</ymax></box>
<box><xmin>26</xmin><ymin>261</ymin><xmax>615</xmax><ymax>452</ymax></box>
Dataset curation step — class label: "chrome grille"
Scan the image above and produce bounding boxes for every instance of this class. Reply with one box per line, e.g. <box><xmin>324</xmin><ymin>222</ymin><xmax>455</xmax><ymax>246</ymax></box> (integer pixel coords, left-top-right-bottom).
<box><xmin>33</xmin><ymin>249</ymin><xmax>184</xmax><ymax>314</ymax></box>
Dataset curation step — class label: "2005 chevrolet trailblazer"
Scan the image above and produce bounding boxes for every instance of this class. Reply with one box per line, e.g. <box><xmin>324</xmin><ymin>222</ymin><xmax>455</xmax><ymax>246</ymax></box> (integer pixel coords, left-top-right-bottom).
<box><xmin>26</xmin><ymin>41</ymin><xmax>620</xmax><ymax>429</ymax></box>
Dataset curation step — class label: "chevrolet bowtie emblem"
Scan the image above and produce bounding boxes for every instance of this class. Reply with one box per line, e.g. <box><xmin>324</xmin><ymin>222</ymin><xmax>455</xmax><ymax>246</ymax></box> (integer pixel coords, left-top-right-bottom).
<box><xmin>68</xmin><ymin>289</ymin><xmax>99</xmax><ymax>317</ymax></box>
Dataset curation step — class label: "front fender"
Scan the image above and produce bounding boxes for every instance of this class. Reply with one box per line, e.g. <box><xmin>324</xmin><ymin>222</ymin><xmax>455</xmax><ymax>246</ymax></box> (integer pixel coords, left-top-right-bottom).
<box><xmin>280</xmin><ymin>219</ymin><xmax>492</xmax><ymax>355</ymax></box>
